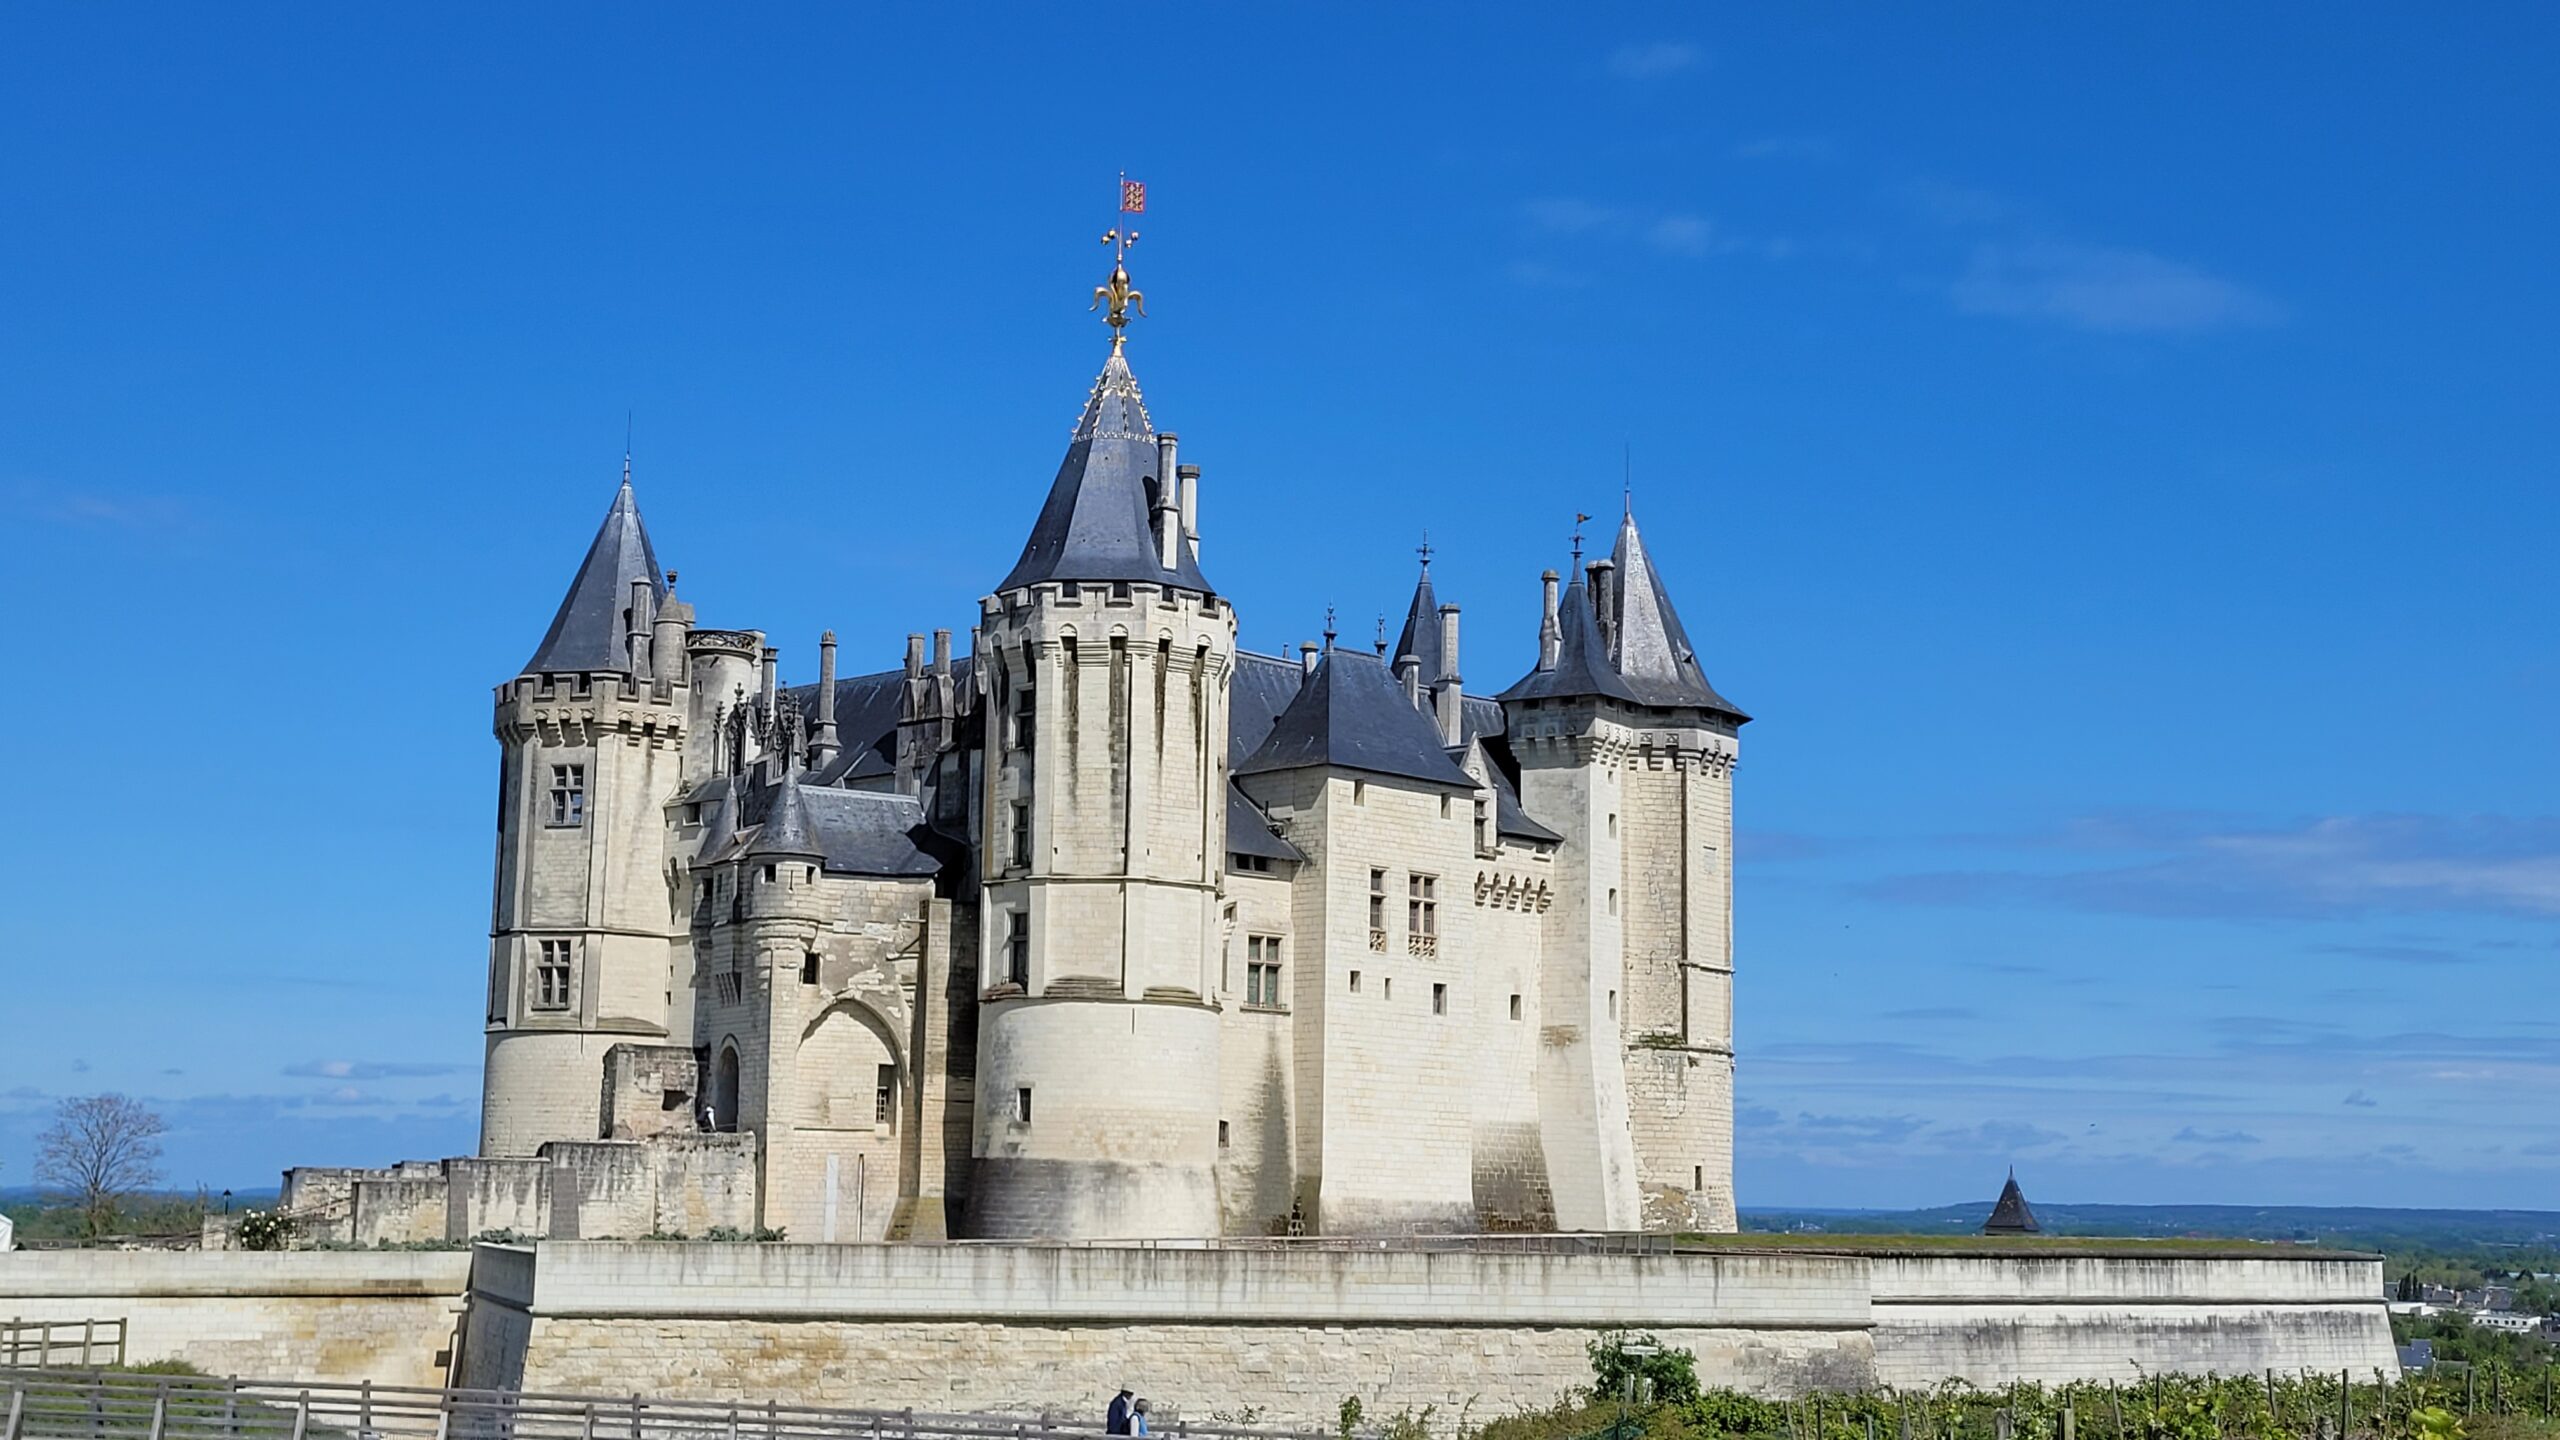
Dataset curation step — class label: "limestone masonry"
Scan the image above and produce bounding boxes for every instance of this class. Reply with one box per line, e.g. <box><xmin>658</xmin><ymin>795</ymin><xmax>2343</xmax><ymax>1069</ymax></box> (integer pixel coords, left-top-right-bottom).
<box><xmin>462</xmin><ymin>321</ymin><xmax>1747</xmax><ymax>1243</ymax></box>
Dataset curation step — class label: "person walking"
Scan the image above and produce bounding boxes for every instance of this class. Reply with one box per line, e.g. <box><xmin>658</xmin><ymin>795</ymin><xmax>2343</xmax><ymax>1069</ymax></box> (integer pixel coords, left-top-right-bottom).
<box><xmin>1132</xmin><ymin>1399</ymin><xmax>1153</xmax><ymax>1436</ymax></box>
<box><xmin>1107</xmin><ymin>1389</ymin><xmax>1134</xmax><ymax>1435</ymax></box>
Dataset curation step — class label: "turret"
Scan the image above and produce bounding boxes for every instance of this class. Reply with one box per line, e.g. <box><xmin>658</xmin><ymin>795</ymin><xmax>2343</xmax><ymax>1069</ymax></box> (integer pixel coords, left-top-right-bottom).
<box><xmin>1496</xmin><ymin>505</ymin><xmax>1748</xmax><ymax>1233</ymax></box>
<box><xmin>482</xmin><ymin>468</ymin><xmax>690</xmax><ymax>1159</ymax></box>
<box><xmin>968</xmin><ymin>318</ymin><xmax>1234</xmax><ymax>1240</ymax></box>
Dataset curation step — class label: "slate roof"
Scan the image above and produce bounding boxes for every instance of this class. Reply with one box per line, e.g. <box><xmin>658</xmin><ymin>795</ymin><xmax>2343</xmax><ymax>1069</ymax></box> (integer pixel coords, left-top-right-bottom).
<box><xmin>523</xmin><ymin>475</ymin><xmax>665</xmax><ymax>675</ymax></box>
<box><xmin>1390</xmin><ymin>562</ymin><xmax>1445</xmax><ymax>679</ymax></box>
<box><xmin>1497</xmin><ymin>573</ymin><xmax>1640</xmax><ymax>705</ymax></box>
<box><xmin>711</xmin><ymin>775</ymin><xmax>943</xmax><ymax>878</ymax></box>
<box><xmin>1981</xmin><ymin>1171</ymin><xmax>2042</xmax><ymax>1235</ymax></box>
<box><xmin>1610</xmin><ymin>512</ymin><xmax>1748</xmax><ymax>719</ymax></box>
<box><xmin>1236</xmin><ymin>648</ymin><xmax>1478</xmax><ymax>789</ymax></box>
<box><xmin>1226</xmin><ymin>785</ymin><xmax>1304</xmax><ymax>861</ymax></box>
<box><xmin>995</xmin><ymin>347</ymin><xmax>1214</xmax><ymax>595</ymax></box>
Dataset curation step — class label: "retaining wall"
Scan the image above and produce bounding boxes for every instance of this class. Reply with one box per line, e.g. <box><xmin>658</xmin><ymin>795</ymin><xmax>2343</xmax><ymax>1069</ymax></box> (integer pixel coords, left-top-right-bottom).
<box><xmin>0</xmin><ymin>1251</ymin><xmax>471</xmax><ymax>1387</ymax></box>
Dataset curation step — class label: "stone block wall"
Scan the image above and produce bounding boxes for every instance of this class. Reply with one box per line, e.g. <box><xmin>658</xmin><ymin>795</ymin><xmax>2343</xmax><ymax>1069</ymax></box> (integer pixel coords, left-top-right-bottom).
<box><xmin>601</xmin><ymin>1043</ymin><xmax>701</xmax><ymax>1140</ymax></box>
<box><xmin>0</xmin><ymin>1251</ymin><xmax>471</xmax><ymax>1388</ymax></box>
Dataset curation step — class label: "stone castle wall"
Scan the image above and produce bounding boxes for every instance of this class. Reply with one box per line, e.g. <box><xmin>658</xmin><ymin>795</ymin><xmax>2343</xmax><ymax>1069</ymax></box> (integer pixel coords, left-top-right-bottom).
<box><xmin>454</xmin><ymin>1241</ymin><xmax>2396</xmax><ymax>1423</ymax></box>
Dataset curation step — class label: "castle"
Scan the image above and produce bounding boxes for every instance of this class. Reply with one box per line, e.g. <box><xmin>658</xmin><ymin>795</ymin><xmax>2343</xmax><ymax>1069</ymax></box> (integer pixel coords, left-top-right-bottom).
<box><xmin>476</xmin><ymin>270</ymin><xmax>1748</xmax><ymax>1242</ymax></box>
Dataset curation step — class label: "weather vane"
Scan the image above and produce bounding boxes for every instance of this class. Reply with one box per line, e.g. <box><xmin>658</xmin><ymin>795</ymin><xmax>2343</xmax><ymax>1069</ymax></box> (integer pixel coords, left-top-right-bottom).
<box><xmin>1092</xmin><ymin>174</ymin><xmax>1148</xmax><ymax>347</ymax></box>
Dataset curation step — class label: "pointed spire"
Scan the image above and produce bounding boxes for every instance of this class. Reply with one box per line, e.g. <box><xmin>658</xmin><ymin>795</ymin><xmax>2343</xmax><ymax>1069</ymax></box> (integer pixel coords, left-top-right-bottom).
<box><xmin>522</xmin><ymin>469</ymin><xmax>666</xmax><ymax>676</ymax></box>
<box><xmin>995</xmin><ymin>346</ymin><xmax>1214</xmax><ymax>595</ymax></box>
<box><xmin>1390</xmin><ymin>546</ymin><xmax>1445</xmax><ymax>680</ymax></box>
<box><xmin>1606</xmin><ymin>508</ymin><xmax>1748</xmax><ymax>720</ymax></box>
<box><xmin>1982</xmin><ymin>1169</ymin><xmax>2042</xmax><ymax>1236</ymax></box>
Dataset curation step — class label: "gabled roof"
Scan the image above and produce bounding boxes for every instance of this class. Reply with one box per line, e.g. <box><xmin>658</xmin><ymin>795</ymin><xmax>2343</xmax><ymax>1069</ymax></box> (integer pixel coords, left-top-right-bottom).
<box><xmin>1390</xmin><ymin>561</ymin><xmax>1444</xmax><ymax>679</ymax></box>
<box><xmin>1497</xmin><ymin>573</ymin><xmax>1640</xmax><ymax>705</ymax></box>
<box><xmin>1982</xmin><ymin>1171</ymin><xmax>2042</xmax><ymax>1235</ymax></box>
<box><xmin>995</xmin><ymin>347</ymin><xmax>1213</xmax><ymax>596</ymax></box>
<box><xmin>1236</xmin><ymin>649</ymin><xmax>1477</xmax><ymax>789</ymax></box>
<box><xmin>1226</xmin><ymin>785</ymin><xmax>1304</xmax><ymax>862</ymax></box>
<box><xmin>1610</xmin><ymin>511</ymin><xmax>1747</xmax><ymax>719</ymax></box>
<box><xmin>522</xmin><ymin>473</ymin><xmax>666</xmax><ymax>676</ymax></box>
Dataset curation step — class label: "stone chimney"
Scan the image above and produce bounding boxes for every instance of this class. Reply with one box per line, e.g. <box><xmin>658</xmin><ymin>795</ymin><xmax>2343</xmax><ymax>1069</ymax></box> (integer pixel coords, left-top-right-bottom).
<box><xmin>1433</xmin><ymin>603</ymin><xmax>1463</xmax><ymax>746</ymax></box>
<box><xmin>1300</xmin><ymin>642</ymin><xmax>1320</xmax><ymax>676</ymax></box>
<box><xmin>1588</xmin><ymin>560</ymin><xmax>1617</xmax><ymax>656</ymax></box>
<box><xmin>1539</xmin><ymin>570</ymin><xmax>1561</xmax><ymax>672</ymax></box>
<box><xmin>905</xmin><ymin>633</ymin><xmax>926</xmax><ymax>681</ymax></box>
<box><xmin>812</xmin><ymin>630</ymin><xmax>840</xmax><ymax>764</ymax></box>
<box><xmin>627</xmin><ymin>578</ymin><xmax>655</xmax><ymax>677</ymax></box>
<box><xmin>1177</xmin><ymin>463</ymin><xmax>1202</xmax><ymax>561</ymax></box>
<box><xmin>932</xmin><ymin>629</ymin><xmax>952</xmax><ymax>676</ymax></box>
<box><xmin>759</xmin><ymin>644</ymin><xmax>779</xmax><ymax>707</ymax></box>
<box><xmin>1397</xmin><ymin>655</ymin><xmax>1422</xmax><ymax>709</ymax></box>
<box><xmin>1154</xmin><ymin>433</ymin><xmax>1181</xmax><ymax>570</ymax></box>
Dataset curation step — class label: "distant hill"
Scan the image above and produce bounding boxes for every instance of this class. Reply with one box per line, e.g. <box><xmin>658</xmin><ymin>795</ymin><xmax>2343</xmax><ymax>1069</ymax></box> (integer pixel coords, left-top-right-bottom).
<box><xmin>1743</xmin><ymin>1203</ymin><xmax>2560</xmax><ymax>1251</ymax></box>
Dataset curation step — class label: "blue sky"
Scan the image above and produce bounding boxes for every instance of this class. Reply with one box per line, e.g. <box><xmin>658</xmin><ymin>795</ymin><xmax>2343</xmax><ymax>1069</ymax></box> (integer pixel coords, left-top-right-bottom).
<box><xmin>2</xmin><ymin>5</ymin><xmax>2552</xmax><ymax>1209</ymax></box>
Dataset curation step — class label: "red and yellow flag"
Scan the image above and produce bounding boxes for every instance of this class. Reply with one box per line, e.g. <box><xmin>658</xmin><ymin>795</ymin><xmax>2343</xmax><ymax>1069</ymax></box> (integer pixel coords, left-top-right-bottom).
<box><xmin>1121</xmin><ymin>179</ymin><xmax>1147</xmax><ymax>214</ymax></box>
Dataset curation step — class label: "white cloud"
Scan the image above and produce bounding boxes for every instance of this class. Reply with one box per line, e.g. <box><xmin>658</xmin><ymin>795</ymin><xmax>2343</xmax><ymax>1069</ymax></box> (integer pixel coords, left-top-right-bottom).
<box><xmin>1951</xmin><ymin>240</ymin><xmax>2282</xmax><ymax>335</ymax></box>
<box><xmin>1608</xmin><ymin>42</ymin><xmax>1701</xmax><ymax>81</ymax></box>
<box><xmin>1646</xmin><ymin>215</ymin><xmax>1716</xmax><ymax>258</ymax></box>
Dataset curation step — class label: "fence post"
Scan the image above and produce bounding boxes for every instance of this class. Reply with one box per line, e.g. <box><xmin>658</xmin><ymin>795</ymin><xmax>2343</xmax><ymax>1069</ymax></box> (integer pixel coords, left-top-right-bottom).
<box><xmin>1869</xmin><ymin>1414</ymin><xmax>1880</xmax><ymax>1440</ymax></box>
<box><xmin>291</xmin><ymin>1393</ymin><xmax>310</xmax><ymax>1440</ymax></box>
<box><xmin>82</xmin><ymin>1320</ymin><xmax>95</xmax><ymax>1368</ymax></box>
<box><xmin>632</xmin><ymin>1394</ymin><xmax>643</xmax><ymax>1440</ymax></box>
<box><xmin>585</xmin><ymin>1404</ymin><xmax>599</xmax><ymax>1440</ymax></box>
<box><xmin>149</xmin><ymin>1385</ymin><xmax>169</xmax><ymax>1440</ymax></box>
<box><xmin>2339</xmin><ymin>1369</ymin><xmax>2350</xmax><ymax>1440</ymax></box>
<box><xmin>1898</xmin><ymin>1399</ymin><xmax>1911</xmax><ymax>1440</ymax></box>
<box><xmin>2467</xmin><ymin>1365</ymin><xmax>2477</xmax><ymax>1416</ymax></box>
<box><xmin>727</xmin><ymin>1404</ymin><xmax>740</xmax><ymax>1440</ymax></box>
<box><xmin>2108</xmin><ymin>1387</ymin><xmax>2121</xmax><ymax>1440</ymax></box>
<box><xmin>1994</xmin><ymin>1410</ymin><xmax>2012</xmax><ymax>1440</ymax></box>
<box><xmin>2061</xmin><ymin>1406</ymin><xmax>2075</xmax><ymax>1440</ymax></box>
<box><xmin>226</xmin><ymin>1378</ymin><xmax>240</xmax><ymax>1437</ymax></box>
<box><xmin>2264</xmin><ymin>1371</ymin><xmax>2278</xmax><ymax>1423</ymax></box>
<box><xmin>363</xmin><ymin>1379</ymin><xmax>376</xmax><ymax>1437</ymax></box>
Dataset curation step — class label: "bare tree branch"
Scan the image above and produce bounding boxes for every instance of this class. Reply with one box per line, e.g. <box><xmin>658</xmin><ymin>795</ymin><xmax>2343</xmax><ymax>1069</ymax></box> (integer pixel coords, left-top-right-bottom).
<box><xmin>35</xmin><ymin>1093</ymin><xmax>167</xmax><ymax>1239</ymax></box>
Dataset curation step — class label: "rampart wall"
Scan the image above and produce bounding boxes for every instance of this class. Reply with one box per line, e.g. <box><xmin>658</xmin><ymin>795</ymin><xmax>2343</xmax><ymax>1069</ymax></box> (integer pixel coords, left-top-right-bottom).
<box><xmin>0</xmin><ymin>1241</ymin><xmax>2395</xmax><ymax>1418</ymax></box>
<box><xmin>0</xmin><ymin>1251</ymin><xmax>469</xmax><ymax>1388</ymax></box>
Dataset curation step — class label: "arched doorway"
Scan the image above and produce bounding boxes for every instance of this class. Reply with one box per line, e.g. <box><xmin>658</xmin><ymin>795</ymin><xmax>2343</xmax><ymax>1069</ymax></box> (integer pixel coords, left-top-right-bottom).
<box><xmin>711</xmin><ymin>1041</ymin><xmax>741</xmax><ymax>1132</ymax></box>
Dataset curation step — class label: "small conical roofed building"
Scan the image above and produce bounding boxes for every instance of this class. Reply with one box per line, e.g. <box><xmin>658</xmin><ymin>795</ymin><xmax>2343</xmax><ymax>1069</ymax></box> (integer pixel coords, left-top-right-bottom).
<box><xmin>1608</xmin><ymin>509</ymin><xmax>1747</xmax><ymax>719</ymax></box>
<box><xmin>1982</xmin><ymin>1169</ymin><xmax>2043</xmax><ymax>1235</ymax></box>
<box><xmin>523</xmin><ymin>468</ymin><xmax>666</xmax><ymax>675</ymax></box>
<box><xmin>1497</xmin><ymin>570</ymin><xmax>1639</xmax><ymax>705</ymax></box>
<box><xmin>995</xmin><ymin>345</ymin><xmax>1213</xmax><ymax>596</ymax></box>
<box><xmin>743</xmin><ymin>773</ymin><xmax>820</xmax><ymax>860</ymax></box>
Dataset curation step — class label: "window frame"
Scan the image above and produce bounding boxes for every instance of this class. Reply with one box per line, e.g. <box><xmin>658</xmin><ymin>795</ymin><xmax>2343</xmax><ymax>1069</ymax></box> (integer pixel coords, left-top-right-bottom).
<box><xmin>546</xmin><ymin>764</ymin><xmax>587</xmax><ymax>828</ymax></box>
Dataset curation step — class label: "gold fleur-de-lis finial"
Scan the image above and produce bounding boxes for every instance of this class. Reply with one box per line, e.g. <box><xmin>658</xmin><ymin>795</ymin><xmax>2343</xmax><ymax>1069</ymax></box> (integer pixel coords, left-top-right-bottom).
<box><xmin>1092</xmin><ymin>173</ymin><xmax>1149</xmax><ymax>347</ymax></box>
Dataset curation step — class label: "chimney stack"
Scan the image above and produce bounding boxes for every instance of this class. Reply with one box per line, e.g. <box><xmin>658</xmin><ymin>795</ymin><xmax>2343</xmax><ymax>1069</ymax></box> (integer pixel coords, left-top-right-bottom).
<box><xmin>1154</xmin><ymin>433</ymin><xmax>1181</xmax><ymax>569</ymax></box>
<box><xmin>759</xmin><ymin>644</ymin><xmax>779</xmax><ymax>706</ymax></box>
<box><xmin>1588</xmin><ymin>559</ymin><xmax>1617</xmax><ymax>657</ymax></box>
<box><xmin>1177</xmin><ymin>463</ymin><xmax>1202</xmax><ymax>560</ymax></box>
<box><xmin>1397</xmin><ymin>654</ymin><xmax>1422</xmax><ymax>709</ymax></box>
<box><xmin>812</xmin><ymin>630</ymin><xmax>840</xmax><ymax>763</ymax></box>
<box><xmin>1300</xmin><ymin>642</ymin><xmax>1320</xmax><ymax>676</ymax></box>
<box><xmin>1538</xmin><ymin>570</ymin><xmax>1561</xmax><ymax>672</ymax></box>
<box><xmin>627</xmin><ymin>578</ymin><xmax>655</xmax><ymax>677</ymax></box>
<box><xmin>905</xmin><ymin>633</ymin><xmax>926</xmax><ymax>680</ymax></box>
<box><xmin>932</xmin><ymin>628</ymin><xmax>952</xmax><ymax>676</ymax></box>
<box><xmin>1433</xmin><ymin>603</ymin><xmax>1463</xmax><ymax>746</ymax></box>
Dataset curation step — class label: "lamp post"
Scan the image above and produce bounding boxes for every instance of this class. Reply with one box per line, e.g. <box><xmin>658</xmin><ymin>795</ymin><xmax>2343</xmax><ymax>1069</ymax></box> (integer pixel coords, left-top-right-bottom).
<box><xmin>221</xmin><ymin>1189</ymin><xmax>232</xmax><ymax>1215</ymax></box>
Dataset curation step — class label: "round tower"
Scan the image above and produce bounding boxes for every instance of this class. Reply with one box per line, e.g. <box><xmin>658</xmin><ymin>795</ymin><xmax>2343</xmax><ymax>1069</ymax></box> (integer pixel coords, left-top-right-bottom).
<box><xmin>481</xmin><ymin>470</ymin><xmax>691</xmax><ymax>1158</ymax></box>
<box><xmin>964</xmin><ymin>322</ymin><xmax>1234</xmax><ymax>1238</ymax></box>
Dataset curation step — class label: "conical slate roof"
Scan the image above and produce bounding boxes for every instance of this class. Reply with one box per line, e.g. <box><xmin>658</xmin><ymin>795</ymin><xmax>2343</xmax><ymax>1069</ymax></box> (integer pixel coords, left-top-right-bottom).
<box><xmin>1236</xmin><ymin>649</ymin><xmax>1476</xmax><ymax>789</ymax></box>
<box><xmin>1497</xmin><ymin>573</ymin><xmax>1639</xmax><ymax>705</ymax></box>
<box><xmin>744</xmin><ymin>773</ymin><xmax>821</xmax><ymax>859</ymax></box>
<box><xmin>995</xmin><ymin>347</ymin><xmax>1213</xmax><ymax>595</ymax></box>
<box><xmin>1391</xmin><ymin>561</ymin><xmax>1445</xmax><ymax>679</ymax></box>
<box><xmin>1609</xmin><ymin>511</ymin><xmax>1747</xmax><ymax>719</ymax></box>
<box><xmin>522</xmin><ymin>473</ymin><xmax>666</xmax><ymax>676</ymax></box>
<box><xmin>1981</xmin><ymin>1170</ymin><xmax>2042</xmax><ymax>1235</ymax></box>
